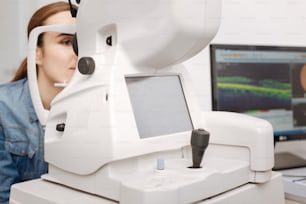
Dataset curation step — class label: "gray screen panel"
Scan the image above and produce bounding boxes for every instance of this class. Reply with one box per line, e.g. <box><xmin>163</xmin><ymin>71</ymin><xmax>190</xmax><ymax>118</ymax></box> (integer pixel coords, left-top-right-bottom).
<box><xmin>125</xmin><ymin>76</ymin><xmax>193</xmax><ymax>138</ymax></box>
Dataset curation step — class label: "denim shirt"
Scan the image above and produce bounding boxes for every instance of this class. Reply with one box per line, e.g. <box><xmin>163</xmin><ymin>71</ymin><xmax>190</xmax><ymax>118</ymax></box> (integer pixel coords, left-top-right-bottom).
<box><xmin>0</xmin><ymin>78</ymin><xmax>48</xmax><ymax>204</ymax></box>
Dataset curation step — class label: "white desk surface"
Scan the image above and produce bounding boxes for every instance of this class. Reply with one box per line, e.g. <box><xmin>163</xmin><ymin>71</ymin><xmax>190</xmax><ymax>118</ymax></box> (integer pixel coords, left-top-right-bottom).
<box><xmin>275</xmin><ymin>142</ymin><xmax>306</xmax><ymax>204</ymax></box>
<box><xmin>286</xmin><ymin>199</ymin><xmax>303</xmax><ymax>204</ymax></box>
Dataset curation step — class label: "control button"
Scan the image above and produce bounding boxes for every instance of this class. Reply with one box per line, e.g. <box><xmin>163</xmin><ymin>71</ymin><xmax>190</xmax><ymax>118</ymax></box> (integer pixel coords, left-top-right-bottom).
<box><xmin>56</xmin><ymin>123</ymin><xmax>65</xmax><ymax>132</ymax></box>
<box><xmin>78</xmin><ymin>57</ymin><xmax>95</xmax><ymax>75</ymax></box>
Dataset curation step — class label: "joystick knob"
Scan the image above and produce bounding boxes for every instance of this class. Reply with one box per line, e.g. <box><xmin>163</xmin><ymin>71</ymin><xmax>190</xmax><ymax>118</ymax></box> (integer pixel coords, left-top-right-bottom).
<box><xmin>190</xmin><ymin>128</ymin><xmax>210</xmax><ymax>168</ymax></box>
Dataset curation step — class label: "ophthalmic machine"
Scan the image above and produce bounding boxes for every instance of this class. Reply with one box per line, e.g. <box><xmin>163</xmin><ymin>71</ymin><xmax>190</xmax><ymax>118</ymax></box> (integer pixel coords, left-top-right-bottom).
<box><xmin>10</xmin><ymin>0</ymin><xmax>285</xmax><ymax>203</ymax></box>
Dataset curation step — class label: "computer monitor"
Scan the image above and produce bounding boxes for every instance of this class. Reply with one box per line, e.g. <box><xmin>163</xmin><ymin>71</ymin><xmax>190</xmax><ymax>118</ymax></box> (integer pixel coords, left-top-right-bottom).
<box><xmin>210</xmin><ymin>44</ymin><xmax>306</xmax><ymax>170</ymax></box>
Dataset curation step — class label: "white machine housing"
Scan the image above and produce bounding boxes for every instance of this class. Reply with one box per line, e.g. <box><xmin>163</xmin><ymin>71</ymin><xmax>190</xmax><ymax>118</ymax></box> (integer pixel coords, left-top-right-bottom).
<box><xmin>10</xmin><ymin>0</ymin><xmax>285</xmax><ymax>203</ymax></box>
<box><xmin>45</xmin><ymin>0</ymin><xmax>224</xmax><ymax>175</ymax></box>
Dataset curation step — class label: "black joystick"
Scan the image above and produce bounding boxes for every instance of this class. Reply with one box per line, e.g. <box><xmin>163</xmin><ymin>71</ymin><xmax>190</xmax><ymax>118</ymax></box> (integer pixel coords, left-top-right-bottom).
<box><xmin>190</xmin><ymin>128</ymin><xmax>210</xmax><ymax>168</ymax></box>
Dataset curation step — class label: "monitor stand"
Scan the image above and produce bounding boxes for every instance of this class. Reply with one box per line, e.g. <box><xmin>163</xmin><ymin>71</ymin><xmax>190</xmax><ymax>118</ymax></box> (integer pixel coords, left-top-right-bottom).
<box><xmin>273</xmin><ymin>152</ymin><xmax>306</xmax><ymax>170</ymax></box>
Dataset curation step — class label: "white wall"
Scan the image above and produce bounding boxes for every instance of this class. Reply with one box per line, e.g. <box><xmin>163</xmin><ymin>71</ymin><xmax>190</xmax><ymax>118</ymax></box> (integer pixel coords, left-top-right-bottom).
<box><xmin>1</xmin><ymin>0</ymin><xmax>306</xmax><ymax>110</ymax></box>
<box><xmin>0</xmin><ymin>0</ymin><xmax>27</xmax><ymax>83</ymax></box>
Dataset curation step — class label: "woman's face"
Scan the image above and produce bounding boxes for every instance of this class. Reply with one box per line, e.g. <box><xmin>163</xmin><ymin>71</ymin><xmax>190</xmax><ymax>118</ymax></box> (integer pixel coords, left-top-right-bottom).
<box><xmin>36</xmin><ymin>11</ymin><xmax>77</xmax><ymax>86</ymax></box>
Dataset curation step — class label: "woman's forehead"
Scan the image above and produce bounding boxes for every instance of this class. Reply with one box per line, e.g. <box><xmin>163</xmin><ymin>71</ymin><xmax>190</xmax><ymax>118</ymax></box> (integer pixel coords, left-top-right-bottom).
<box><xmin>44</xmin><ymin>11</ymin><xmax>76</xmax><ymax>25</ymax></box>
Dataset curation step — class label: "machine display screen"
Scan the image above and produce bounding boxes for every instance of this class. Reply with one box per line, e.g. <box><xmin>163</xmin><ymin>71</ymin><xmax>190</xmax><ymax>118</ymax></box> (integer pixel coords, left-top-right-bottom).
<box><xmin>125</xmin><ymin>75</ymin><xmax>193</xmax><ymax>139</ymax></box>
<box><xmin>210</xmin><ymin>44</ymin><xmax>306</xmax><ymax>142</ymax></box>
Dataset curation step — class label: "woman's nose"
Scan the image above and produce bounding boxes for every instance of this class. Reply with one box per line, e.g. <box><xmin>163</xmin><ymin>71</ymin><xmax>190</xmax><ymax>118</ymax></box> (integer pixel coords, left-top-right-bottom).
<box><xmin>72</xmin><ymin>51</ymin><xmax>78</xmax><ymax>61</ymax></box>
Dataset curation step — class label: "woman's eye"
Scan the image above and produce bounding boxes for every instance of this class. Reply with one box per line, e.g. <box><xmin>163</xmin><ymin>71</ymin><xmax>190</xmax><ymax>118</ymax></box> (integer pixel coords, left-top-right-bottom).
<box><xmin>60</xmin><ymin>38</ymin><xmax>73</xmax><ymax>46</ymax></box>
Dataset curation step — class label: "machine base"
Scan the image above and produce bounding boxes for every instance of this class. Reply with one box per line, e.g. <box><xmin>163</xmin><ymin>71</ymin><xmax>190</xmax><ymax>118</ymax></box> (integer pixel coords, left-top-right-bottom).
<box><xmin>10</xmin><ymin>172</ymin><xmax>284</xmax><ymax>204</ymax></box>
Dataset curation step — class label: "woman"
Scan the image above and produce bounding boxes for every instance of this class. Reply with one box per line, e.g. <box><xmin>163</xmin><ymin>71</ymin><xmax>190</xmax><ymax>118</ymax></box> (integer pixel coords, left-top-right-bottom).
<box><xmin>0</xmin><ymin>2</ymin><xmax>77</xmax><ymax>203</ymax></box>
